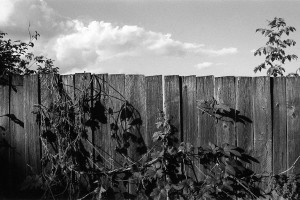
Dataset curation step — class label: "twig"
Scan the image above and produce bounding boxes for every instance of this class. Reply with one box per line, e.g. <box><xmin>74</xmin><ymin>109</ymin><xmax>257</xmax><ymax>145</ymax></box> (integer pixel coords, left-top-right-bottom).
<box><xmin>279</xmin><ymin>155</ymin><xmax>300</xmax><ymax>175</ymax></box>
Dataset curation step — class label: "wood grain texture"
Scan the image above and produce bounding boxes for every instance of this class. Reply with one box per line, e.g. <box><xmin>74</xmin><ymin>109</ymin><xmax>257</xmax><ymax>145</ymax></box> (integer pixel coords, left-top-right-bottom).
<box><xmin>0</xmin><ymin>83</ymin><xmax>10</xmax><ymax>193</ymax></box>
<box><xmin>61</xmin><ymin>75</ymin><xmax>75</xmax><ymax>102</ymax></box>
<box><xmin>182</xmin><ymin>76</ymin><xmax>197</xmax><ymax>144</ymax></box>
<box><xmin>164</xmin><ymin>75</ymin><xmax>181</xmax><ymax>141</ymax></box>
<box><xmin>10</xmin><ymin>75</ymin><xmax>25</xmax><ymax>188</ymax></box>
<box><xmin>74</xmin><ymin>73</ymin><xmax>93</xmax><ymax>161</ymax></box>
<box><xmin>125</xmin><ymin>75</ymin><xmax>147</xmax><ymax>194</ymax></box>
<box><xmin>196</xmin><ymin>76</ymin><xmax>215</xmax><ymax>180</ymax></box>
<box><xmin>39</xmin><ymin>74</ymin><xmax>58</xmax><ymax>160</ymax></box>
<box><xmin>196</xmin><ymin>76</ymin><xmax>216</xmax><ymax>146</ymax></box>
<box><xmin>272</xmin><ymin>77</ymin><xmax>287</xmax><ymax>174</ymax></box>
<box><xmin>286</xmin><ymin>77</ymin><xmax>300</xmax><ymax>174</ymax></box>
<box><xmin>93</xmin><ymin>74</ymin><xmax>111</xmax><ymax>169</ymax></box>
<box><xmin>24</xmin><ymin>75</ymin><xmax>41</xmax><ymax>175</ymax></box>
<box><xmin>236</xmin><ymin>77</ymin><xmax>254</xmax><ymax>155</ymax></box>
<box><xmin>125</xmin><ymin>75</ymin><xmax>146</xmax><ymax>162</ymax></box>
<box><xmin>107</xmin><ymin>74</ymin><xmax>126</xmax><ymax>168</ymax></box>
<box><xmin>253</xmin><ymin>77</ymin><xmax>272</xmax><ymax>174</ymax></box>
<box><xmin>214</xmin><ymin>77</ymin><xmax>236</xmax><ymax>146</ymax></box>
<box><xmin>181</xmin><ymin>76</ymin><xmax>197</xmax><ymax>179</ymax></box>
<box><xmin>145</xmin><ymin>75</ymin><xmax>163</xmax><ymax>148</ymax></box>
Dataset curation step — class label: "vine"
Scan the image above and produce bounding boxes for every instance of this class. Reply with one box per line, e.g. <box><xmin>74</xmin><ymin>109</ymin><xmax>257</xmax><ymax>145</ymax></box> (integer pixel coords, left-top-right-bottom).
<box><xmin>18</xmin><ymin>74</ymin><xmax>300</xmax><ymax>200</ymax></box>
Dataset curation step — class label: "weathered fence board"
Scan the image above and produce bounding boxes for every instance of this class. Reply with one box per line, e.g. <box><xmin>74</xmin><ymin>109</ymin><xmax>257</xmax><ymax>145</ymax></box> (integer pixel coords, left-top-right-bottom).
<box><xmin>214</xmin><ymin>77</ymin><xmax>236</xmax><ymax>146</ymax></box>
<box><xmin>74</xmin><ymin>73</ymin><xmax>93</xmax><ymax>163</ymax></box>
<box><xmin>286</xmin><ymin>77</ymin><xmax>300</xmax><ymax>174</ymax></box>
<box><xmin>164</xmin><ymin>75</ymin><xmax>181</xmax><ymax>141</ymax></box>
<box><xmin>182</xmin><ymin>76</ymin><xmax>197</xmax><ymax>144</ymax></box>
<box><xmin>196</xmin><ymin>76</ymin><xmax>215</xmax><ymax>180</ymax></box>
<box><xmin>39</xmin><ymin>74</ymin><xmax>59</xmax><ymax>167</ymax></box>
<box><xmin>181</xmin><ymin>76</ymin><xmax>197</xmax><ymax>178</ymax></box>
<box><xmin>0</xmin><ymin>84</ymin><xmax>10</xmax><ymax>193</ymax></box>
<box><xmin>236</xmin><ymin>77</ymin><xmax>254</xmax><ymax>155</ymax></box>
<box><xmin>23</xmin><ymin>75</ymin><xmax>40</xmax><ymax>175</ymax></box>
<box><xmin>125</xmin><ymin>75</ymin><xmax>147</xmax><ymax>162</ymax></box>
<box><xmin>108</xmin><ymin>74</ymin><xmax>126</xmax><ymax>168</ymax></box>
<box><xmin>196</xmin><ymin>76</ymin><xmax>216</xmax><ymax>146</ymax></box>
<box><xmin>125</xmin><ymin>75</ymin><xmax>147</xmax><ymax>194</ymax></box>
<box><xmin>272</xmin><ymin>77</ymin><xmax>287</xmax><ymax>174</ymax></box>
<box><xmin>10</xmin><ymin>75</ymin><xmax>25</xmax><ymax>188</ymax></box>
<box><xmin>93</xmin><ymin>74</ymin><xmax>111</xmax><ymax>169</ymax></box>
<box><xmin>61</xmin><ymin>74</ymin><xmax>75</xmax><ymax>102</ymax></box>
<box><xmin>145</xmin><ymin>75</ymin><xmax>163</xmax><ymax>147</ymax></box>
<box><xmin>253</xmin><ymin>77</ymin><xmax>272</xmax><ymax>174</ymax></box>
<box><xmin>2</xmin><ymin>74</ymin><xmax>300</xmax><ymax>186</ymax></box>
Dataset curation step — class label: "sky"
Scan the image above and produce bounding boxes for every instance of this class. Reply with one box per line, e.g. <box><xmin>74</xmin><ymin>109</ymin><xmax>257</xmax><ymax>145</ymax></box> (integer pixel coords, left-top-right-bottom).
<box><xmin>1</xmin><ymin>0</ymin><xmax>300</xmax><ymax>76</ymax></box>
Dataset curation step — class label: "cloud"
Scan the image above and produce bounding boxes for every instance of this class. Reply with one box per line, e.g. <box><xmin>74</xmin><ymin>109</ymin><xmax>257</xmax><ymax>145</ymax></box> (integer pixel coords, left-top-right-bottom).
<box><xmin>0</xmin><ymin>0</ymin><xmax>16</xmax><ymax>25</ymax></box>
<box><xmin>47</xmin><ymin>21</ymin><xmax>238</xmax><ymax>73</ymax></box>
<box><xmin>195</xmin><ymin>62</ymin><xmax>226</xmax><ymax>70</ymax></box>
<box><xmin>1</xmin><ymin>0</ymin><xmax>238</xmax><ymax>74</ymax></box>
<box><xmin>195</xmin><ymin>62</ymin><xmax>213</xmax><ymax>69</ymax></box>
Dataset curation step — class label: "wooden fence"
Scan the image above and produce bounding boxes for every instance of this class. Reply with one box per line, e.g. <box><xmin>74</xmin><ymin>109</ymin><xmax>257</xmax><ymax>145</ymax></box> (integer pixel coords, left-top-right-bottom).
<box><xmin>0</xmin><ymin>74</ymin><xmax>300</xmax><ymax>190</ymax></box>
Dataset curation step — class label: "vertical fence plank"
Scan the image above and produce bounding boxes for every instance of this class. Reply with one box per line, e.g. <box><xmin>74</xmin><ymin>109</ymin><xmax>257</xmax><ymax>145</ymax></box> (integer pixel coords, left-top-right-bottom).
<box><xmin>182</xmin><ymin>76</ymin><xmax>197</xmax><ymax>144</ymax></box>
<box><xmin>93</xmin><ymin>74</ymin><xmax>111</xmax><ymax>169</ymax></box>
<box><xmin>24</xmin><ymin>75</ymin><xmax>40</xmax><ymax>175</ymax></box>
<box><xmin>164</xmin><ymin>75</ymin><xmax>181</xmax><ymax>141</ymax></box>
<box><xmin>10</xmin><ymin>75</ymin><xmax>25</xmax><ymax>188</ymax></box>
<box><xmin>196</xmin><ymin>76</ymin><xmax>215</xmax><ymax>180</ymax></box>
<box><xmin>40</xmin><ymin>74</ymin><xmax>58</xmax><ymax>163</ymax></box>
<box><xmin>125</xmin><ymin>75</ymin><xmax>146</xmax><ymax>162</ymax></box>
<box><xmin>253</xmin><ymin>77</ymin><xmax>272</xmax><ymax>174</ymax></box>
<box><xmin>145</xmin><ymin>76</ymin><xmax>163</xmax><ymax>148</ymax></box>
<box><xmin>74</xmin><ymin>73</ymin><xmax>93</xmax><ymax>162</ymax></box>
<box><xmin>236</xmin><ymin>77</ymin><xmax>254</xmax><ymax>156</ymax></box>
<box><xmin>286</xmin><ymin>77</ymin><xmax>300</xmax><ymax>174</ymax></box>
<box><xmin>182</xmin><ymin>76</ymin><xmax>197</xmax><ymax>178</ymax></box>
<box><xmin>197</xmin><ymin>76</ymin><xmax>216</xmax><ymax>146</ymax></box>
<box><xmin>272</xmin><ymin>77</ymin><xmax>287</xmax><ymax>174</ymax></box>
<box><xmin>107</xmin><ymin>74</ymin><xmax>126</xmax><ymax>168</ymax></box>
<box><xmin>0</xmin><ymin>83</ymin><xmax>10</xmax><ymax>194</ymax></box>
<box><xmin>214</xmin><ymin>77</ymin><xmax>236</xmax><ymax>146</ymax></box>
<box><xmin>125</xmin><ymin>75</ymin><xmax>147</xmax><ymax>195</ymax></box>
<box><xmin>61</xmin><ymin>75</ymin><xmax>75</xmax><ymax>102</ymax></box>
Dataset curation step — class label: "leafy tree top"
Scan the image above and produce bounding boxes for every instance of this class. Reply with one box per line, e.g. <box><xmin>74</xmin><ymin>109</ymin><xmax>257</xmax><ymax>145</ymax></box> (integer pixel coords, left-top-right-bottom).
<box><xmin>0</xmin><ymin>31</ymin><xmax>58</xmax><ymax>86</ymax></box>
<box><xmin>254</xmin><ymin>17</ymin><xmax>298</xmax><ymax>77</ymax></box>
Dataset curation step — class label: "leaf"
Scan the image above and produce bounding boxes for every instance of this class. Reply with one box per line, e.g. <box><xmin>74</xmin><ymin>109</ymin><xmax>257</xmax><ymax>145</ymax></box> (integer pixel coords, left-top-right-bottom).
<box><xmin>120</xmin><ymin>107</ymin><xmax>132</xmax><ymax>121</ymax></box>
<box><xmin>153</xmin><ymin>131</ymin><xmax>162</xmax><ymax>142</ymax></box>
<box><xmin>172</xmin><ymin>183</ymin><xmax>184</xmax><ymax>191</ymax></box>
<box><xmin>108</xmin><ymin>108</ymin><xmax>114</xmax><ymax>115</ymax></box>
<box><xmin>2</xmin><ymin>114</ymin><xmax>24</xmax><ymax>128</ymax></box>
<box><xmin>91</xmin><ymin>100</ymin><xmax>107</xmax><ymax>124</ymax></box>
<box><xmin>85</xmin><ymin>119</ymin><xmax>100</xmax><ymax>131</ymax></box>
<box><xmin>110</xmin><ymin>123</ymin><xmax>118</xmax><ymax>131</ymax></box>
<box><xmin>116</xmin><ymin>146</ymin><xmax>128</xmax><ymax>156</ymax></box>
<box><xmin>156</xmin><ymin>169</ymin><xmax>164</xmax><ymax>178</ymax></box>
<box><xmin>156</xmin><ymin>121</ymin><xmax>163</xmax><ymax>129</ymax></box>
<box><xmin>42</xmin><ymin>130</ymin><xmax>57</xmax><ymax>143</ymax></box>
<box><xmin>129</xmin><ymin>118</ymin><xmax>143</xmax><ymax>126</ymax></box>
<box><xmin>150</xmin><ymin>188</ymin><xmax>160</xmax><ymax>197</ymax></box>
<box><xmin>0</xmin><ymin>126</ymin><xmax>6</xmax><ymax>133</ymax></box>
<box><xmin>225</xmin><ymin>164</ymin><xmax>236</xmax><ymax>176</ymax></box>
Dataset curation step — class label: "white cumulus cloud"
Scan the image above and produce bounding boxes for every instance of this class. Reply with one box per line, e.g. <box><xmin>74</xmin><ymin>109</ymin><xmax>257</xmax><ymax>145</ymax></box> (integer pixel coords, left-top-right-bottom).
<box><xmin>195</xmin><ymin>62</ymin><xmax>214</xmax><ymax>69</ymax></box>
